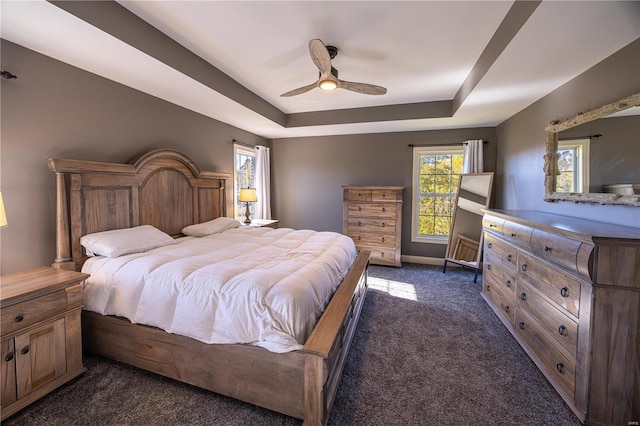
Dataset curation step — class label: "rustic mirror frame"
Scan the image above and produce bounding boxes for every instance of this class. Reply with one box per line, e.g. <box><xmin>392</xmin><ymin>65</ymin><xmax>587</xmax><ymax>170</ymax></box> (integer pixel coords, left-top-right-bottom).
<box><xmin>544</xmin><ymin>92</ymin><xmax>640</xmax><ymax>206</ymax></box>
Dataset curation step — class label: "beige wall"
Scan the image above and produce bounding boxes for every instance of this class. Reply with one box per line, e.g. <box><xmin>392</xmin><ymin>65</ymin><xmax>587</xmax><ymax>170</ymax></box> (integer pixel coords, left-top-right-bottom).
<box><xmin>496</xmin><ymin>38</ymin><xmax>640</xmax><ymax>227</ymax></box>
<box><xmin>0</xmin><ymin>40</ymin><xmax>267</xmax><ymax>274</ymax></box>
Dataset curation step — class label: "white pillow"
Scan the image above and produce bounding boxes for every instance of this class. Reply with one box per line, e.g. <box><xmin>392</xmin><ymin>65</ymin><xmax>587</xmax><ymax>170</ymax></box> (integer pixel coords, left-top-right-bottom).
<box><xmin>181</xmin><ymin>217</ymin><xmax>240</xmax><ymax>237</ymax></box>
<box><xmin>81</xmin><ymin>225</ymin><xmax>175</xmax><ymax>258</ymax></box>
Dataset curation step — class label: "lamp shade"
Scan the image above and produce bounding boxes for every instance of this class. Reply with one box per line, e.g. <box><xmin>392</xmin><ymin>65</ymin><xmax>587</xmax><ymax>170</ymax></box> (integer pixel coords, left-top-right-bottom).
<box><xmin>239</xmin><ymin>188</ymin><xmax>257</xmax><ymax>203</ymax></box>
<box><xmin>0</xmin><ymin>192</ymin><xmax>7</xmax><ymax>227</ymax></box>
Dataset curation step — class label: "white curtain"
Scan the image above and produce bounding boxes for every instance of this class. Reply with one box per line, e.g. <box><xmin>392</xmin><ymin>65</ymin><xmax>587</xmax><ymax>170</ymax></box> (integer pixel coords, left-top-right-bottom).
<box><xmin>462</xmin><ymin>139</ymin><xmax>484</xmax><ymax>173</ymax></box>
<box><xmin>254</xmin><ymin>145</ymin><xmax>271</xmax><ymax>220</ymax></box>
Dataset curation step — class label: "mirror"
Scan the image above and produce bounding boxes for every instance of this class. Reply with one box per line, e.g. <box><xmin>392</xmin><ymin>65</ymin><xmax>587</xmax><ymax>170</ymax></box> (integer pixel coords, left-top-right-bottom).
<box><xmin>443</xmin><ymin>172</ymin><xmax>494</xmax><ymax>282</ymax></box>
<box><xmin>544</xmin><ymin>92</ymin><xmax>640</xmax><ymax>206</ymax></box>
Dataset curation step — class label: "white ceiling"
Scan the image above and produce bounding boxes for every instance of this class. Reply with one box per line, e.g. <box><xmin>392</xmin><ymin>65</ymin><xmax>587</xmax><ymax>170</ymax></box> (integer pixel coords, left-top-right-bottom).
<box><xmin>1</xmin><ymin>1</ymin><xmax>639</xmax><ymax>139</ymax></box>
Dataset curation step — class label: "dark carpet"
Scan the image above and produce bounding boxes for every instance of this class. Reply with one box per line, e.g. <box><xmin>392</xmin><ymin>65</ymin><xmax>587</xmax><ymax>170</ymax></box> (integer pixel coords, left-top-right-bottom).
<box><xmin>4</xmin><ymin>263</ymin><xmax>581</xmax><ymax>425</ymax></box>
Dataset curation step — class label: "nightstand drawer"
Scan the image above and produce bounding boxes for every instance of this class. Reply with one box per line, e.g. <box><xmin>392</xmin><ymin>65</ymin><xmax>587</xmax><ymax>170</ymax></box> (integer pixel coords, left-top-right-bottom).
<box><xmin>1</xmin><ymin>290</ymin><xmax>68</xmax><ymax>336</ymax></box>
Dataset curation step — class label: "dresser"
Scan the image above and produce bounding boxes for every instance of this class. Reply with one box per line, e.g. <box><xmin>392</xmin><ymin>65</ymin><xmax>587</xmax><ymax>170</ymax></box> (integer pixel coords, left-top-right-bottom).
<box><xmin>481</xmin><ymin>210</ymin><xmax>640</xmax><ymax>425</ymax></box>
<box><xmin>343</xmin><ymin>186</ymin><xmax>403</xmax><ymax>267</ymax></box>
<box><xmin>1</xmin><ymin>267</ymin><xmax>89</xmax><ymax>420</ymax></box>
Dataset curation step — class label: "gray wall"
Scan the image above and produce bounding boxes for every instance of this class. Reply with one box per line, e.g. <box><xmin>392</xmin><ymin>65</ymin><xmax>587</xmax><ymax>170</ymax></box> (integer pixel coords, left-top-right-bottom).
<box><xmin>496</xmin><ymin>38</ymin><xmax>640</xmax><ymax>227</ymax></box>
<box><xmin>0</xmin><ymin>40</ymin><xmax>267</xmax><ymax>274</ymax></box>
<box><xmin>271</xmin><ymin>129</ymin><xmax>497</xmax><ymax>259</ymax></box>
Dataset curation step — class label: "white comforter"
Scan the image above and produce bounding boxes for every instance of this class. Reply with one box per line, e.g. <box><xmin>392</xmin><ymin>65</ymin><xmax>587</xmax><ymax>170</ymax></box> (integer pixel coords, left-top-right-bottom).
<box><xmin>81</xmin><ymin>227</ymin><xmax>357</xmax><ymax>353</ymax></box>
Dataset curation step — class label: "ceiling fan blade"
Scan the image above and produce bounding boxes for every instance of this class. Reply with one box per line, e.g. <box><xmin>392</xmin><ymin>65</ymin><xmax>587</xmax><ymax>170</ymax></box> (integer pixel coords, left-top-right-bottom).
<box><xmin>338</xmin><ymin>80</ymin><xmax>387</xmax><ymax>95</ymax></box>
<box><xmin>280</xmin><ymin>81</ymin><xmax>319</xmax><ymax>97</ymax></box>
<box><xmin>308</xmin><ymin>39</ymin><xmax>332</xmax><ymax>76</ymax></box>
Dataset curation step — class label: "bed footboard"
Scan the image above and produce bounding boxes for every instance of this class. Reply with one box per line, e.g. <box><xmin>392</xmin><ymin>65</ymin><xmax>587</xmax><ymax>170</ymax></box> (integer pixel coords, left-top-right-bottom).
<box><xmin>303</xmin><ymin>250</ymin><xmax>370</xmax><ymax>425</ymax></box>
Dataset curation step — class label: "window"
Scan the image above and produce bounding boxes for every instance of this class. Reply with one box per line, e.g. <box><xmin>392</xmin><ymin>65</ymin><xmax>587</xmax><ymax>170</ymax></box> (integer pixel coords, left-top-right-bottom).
<box><xmin>411</xmin><ymin>145</ymin><xmax>464</xmax><ymax>244</ymax></box>
<box><xmin>234</xmin><ymin>144</ymin><xmax>255</xmax><ymax>220</ymax></box>
<box><xmin>556</xmin><ymin>139</ymin><xmax>589</xmax><ymax>193</ymax></box>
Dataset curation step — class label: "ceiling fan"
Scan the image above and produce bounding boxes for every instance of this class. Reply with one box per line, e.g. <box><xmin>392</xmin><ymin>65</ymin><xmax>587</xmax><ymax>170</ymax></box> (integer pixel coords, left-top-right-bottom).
<box><xmin>280</xmin><ymin>39</ymin><xmax>387</xmax><ymax>97</ymax></box>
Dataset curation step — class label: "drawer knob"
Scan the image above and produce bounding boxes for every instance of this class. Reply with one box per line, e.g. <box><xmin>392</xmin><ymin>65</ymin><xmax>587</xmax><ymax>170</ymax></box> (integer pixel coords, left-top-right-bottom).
<box><xmin>21</xmin><ymin>347</ymin><xmax>30</xmax><ymax>355</ymax></box>
<box><xmin>518</xmin><ymin>322</ymin><xmax>525</xmax><ymax>330</ymax></box>
<box><xmin>487</xmin><ymin>264</ymin><xmax>492</xmax><ymax>271</ymax></box>
<box><xmin>558</xmin><ymin>325</ymin><xmax>567</xmax><ymax>336</ymax></box>
<box><xmin>507</xmin><ymin>254</ymin><xmax>512</xmax><ymax>262</ymax></box>
<box><xmin>357</xmin><ymin>236</ymin><xmax>361</xmax><ymax>241</ymax></box>
<box><xmin>486</xmin><ymin>285</ymin><xmax>491</xmax><ymax>292</ymax></box>
<box><xmin>382</xmin><ymin>222</ymin><xmax>386</xmax><ymax>227</ymax></box>
<box><xmin>505</xmin><ymin>280</ymin><xmax>511</xmax><ymax>288</ymax></box>
<box><xmin>382</xmin><ymin>193</ymin><xmax>386</xmax><ymax>197</ymax></box>
<box><xmin>358</xmin><ymin>206</ymin><xmax>362</xmax><ymax>211</ymax></box>
<box><xmin>358</xmin><ymin>193</ymin><xmax>362</xmax><ymax>196</ymax></box>
<box><xmin>544</xmin><ymin>246</ymin><xmax>551</xmax><ymax>252</ymax></box>
<box><xmin>556</xmin><ymin>362</ymin><xmax>564</xmax><ymax>374</ymax></box>
<box><xmin>511</xmin><ymin>233</ymin><xmax>517</xmax><ymax>237</ymax></box>
<box><xmin>15</xmin><ymin>315</ymin><xmax>24</xmax><ymax>323</ymax></box>
<box><xmin>487</xmin><ymin>242</ymin><xmax>492</xmax><ymax>248</ymax></box>
<box><xmin>521</xmin><ymin>264</ymin><xmax>528</xmax><ymax>272</ymax></box>
<box><xmin>520</xmin><ymin>292</ymin><xmax>527</xmax><ymax>301</ymax></box>
<box><xmin>380</xmin><ymin>252</ymin><xmax>385</xmax><ymax>257</ymax></box>
<box><xmin>489</xmin><ymin>224</ymin><xmax>496</xmax><ymax>228</ymax></box>
<box><xmin>381</xmin><ymin>237</ymin><xmax>385</xmax><ymax>242</ymax></box>
<box><xmin>560</xmin><ymin>287</ymin><xmax>569</xmax><ymax>298</ymax></box>
<box><xmin>4</xmin><ymin>353</ymin><xmax>14</xmax><ymax>362</ymax></box>
<box><xmin>358</xmin><ymin>221</ymin><xmax>361</xmax><ymax>226</ymax></box>
<box><xmin>382</xmin><ymin>207</ymin><xmax>386</xmax><ymax>212</ymax></box>
<box><xmin>504</xmin><ymin>305</ymin><xmax>510</xmax><ymax>313</ymax></box>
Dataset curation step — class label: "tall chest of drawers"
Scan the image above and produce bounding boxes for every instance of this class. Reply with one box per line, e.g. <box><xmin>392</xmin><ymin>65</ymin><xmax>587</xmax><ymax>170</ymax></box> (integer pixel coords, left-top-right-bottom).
<box><xmin>481</xmin><ymin>210</ymin><xmax>640</xmax><ymax>425</ymax></box>
<box><xmin>343</xmin><ymin>186</ymin><xmax>403</xmax><ymax>267</ymax></box>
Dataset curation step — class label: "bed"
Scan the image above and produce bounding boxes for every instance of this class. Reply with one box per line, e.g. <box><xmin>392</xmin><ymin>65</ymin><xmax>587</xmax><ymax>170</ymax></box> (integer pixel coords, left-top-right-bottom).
<box><xmin>48</xmin><ymin>148</ymin><xmax>369</xmax><ymax>425</ymax></box>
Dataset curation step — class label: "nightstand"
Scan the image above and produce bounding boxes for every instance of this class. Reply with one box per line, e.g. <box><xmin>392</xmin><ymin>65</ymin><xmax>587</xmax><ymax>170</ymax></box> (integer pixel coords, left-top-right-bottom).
<box><xmin>240</xmin><ymin>219</ymin><xmax>279</xmax><ymax>228</ymax></box>
<box><xmin>1</xmin><ymin>267</ymin><xmax>89</xmax><ymax>420</ymax></box>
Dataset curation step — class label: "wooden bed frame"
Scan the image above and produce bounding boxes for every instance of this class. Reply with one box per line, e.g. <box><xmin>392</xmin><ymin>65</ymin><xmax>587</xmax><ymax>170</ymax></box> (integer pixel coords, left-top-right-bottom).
<box><xmin>48</xmin><ymin>149</ymin><xmax>369</xmax><ymax>425</ymax></box>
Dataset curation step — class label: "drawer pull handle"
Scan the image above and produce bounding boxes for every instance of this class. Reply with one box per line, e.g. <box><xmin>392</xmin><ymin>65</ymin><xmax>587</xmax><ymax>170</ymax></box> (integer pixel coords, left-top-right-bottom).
<box><xmin>521</xmin><ymin>264</ymin><xmax>528</xmax><ymax>272</ymax></box>
<box><xmin>556</xmin><ymin>362</ymin><xmax>564</xmax><ymax>374</ymax></box>
<box><xmin>358</xmin><ymin>221</ymin><xmax>361</xmax><ymax>226</ymax></box>
<box><xmin>520</xmin><ymin>292</ymin><xmax>527</xmax><ymax>301</ymax></box>
<box><xmin>15</xmin><ymin>315</ymin><xmax>24</xmax><ymax>322</ymax></box>
<box><xmin>544</xmin><ymin>246</ymin><xmax>551</xmax><ymax>252</ymax></box>
<box><xmin>511</xmin><ymin>233</ymin><xmax>517</xmax><ymax>237</ymax></box>
<box><xmin>21</xmin><ymin>347</ymin><xmax>30</xmax><ymax>355</ymax></box>
<box><xmin>518</xmin><ymin>322</ymin><xmax>525</xmax><ymax>330</ymax></box>
<box><xmin>505</xmin><ymin>280</ymin><xmax>511</xmax><ymax>288</ymax></box>
<box><xmin>558</xmin><ymin>325</ymin><xmax>567</xmax><ymax>336</ymax></box>
<box><xmin>560</xmin><ymin>287</ymin><xmax>569</xmax><ymax>297</ymax></box>
<box><xmin>507</xmin><ymin>254</ymin><xmax>512</xmax><ymax>262</ymax></box>
<box><xmin>504</xmin><ymin>305</ymin><xmax>510</xmax><ymax>313</ymax></box>
<box><xmin>489</xmin><ymin>224</ymin><xmax>497</xmax><ymax>228</ymax></box>
<box><xmin>357</xmin><ymin>236</ymin><xmax>361</xmax><ymax>241</ymax></box>
<box><xmin>487</xmin><ymin>264</ymin><xmax>492</xmax><ymax>271</ymax></box>
<box><xmin>486</xmin><ymin>285</ymin><xmax>490</xmax><ymax>292</ymax></box>
<box><xmin>487</xmin><ymin>242</ymin><xmax>492</xmax><ymax>248</ymax></box>
<box><xmin>4</xmin><ymin>353</ymin><xmax>14</xmax><ymax>362</ymax></box>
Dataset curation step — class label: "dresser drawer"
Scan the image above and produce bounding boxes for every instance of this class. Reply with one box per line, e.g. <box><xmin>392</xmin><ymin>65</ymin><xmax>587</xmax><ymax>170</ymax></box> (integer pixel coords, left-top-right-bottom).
<box><xmin>483</xmin><ymin>215</ymin><xmax>504</xmax><ymax>234</ymax></box>
<box><xmin>530</xmin><ymin>229</ymin><xmax>583</xmax><ymax>276</ymax></box>
<box><xmin>347</xmin><ymin>217</ymin><xmax>396</xmax><ymax>234</ymax></box>
<box><xmin>1</xmin><ymin>290</ymin><xmax>69</xmax><ymax>336</ymax></box>
<box><xmin>372</xmin><ymin>189</ymin><xmax>401</xmax><ymax>202</ymax></box>
<box><xmin>350</xmin><ymin>232</ymin><xmax>395</xmax><ymax>248</ymax></box>
<box><xmin>348</xmin><ymin>203</ymin><xmax>397</xmax><ymax>218</ymax></box>
<box><xmin>360</xmin><ymin>246</ymin><xmax>398</xmax><ymax>265</ymax></box>
<box><xmin>345</xmin><ymin>189</ymin><xmax>372</xmax><ymax>202</ymax></box>
<box><xmin>517</xmin><ymin>280</ymin><xmax>578</xmax><ymax>357</ymax></box>
<box><xmin>484</xmin><ymin>233</ymin><xmax>518</xmax><ymax>275</ymax></box>
<box><xmin>516</xmin><ymin>308</ymin><xmax>576</xmax><ymax>399</ymax></box>
<box><xmin>502</xmin><ymin>220</ymin><xmax>534</xmax><ymax>250</ymax></box>
<box><xmin>519</xmin><ymin>252</ymin><xmax>581</xmax><ymax>317</ymax></box>
<box><xmin>483</xmin><ymin>278</ymin><xmax>515</xmax><ymax>325</ymax></box>
<box><xmin>483</xmin><ymin>250</ymin><xmax>516</xmax><ymax>299</ymax></box>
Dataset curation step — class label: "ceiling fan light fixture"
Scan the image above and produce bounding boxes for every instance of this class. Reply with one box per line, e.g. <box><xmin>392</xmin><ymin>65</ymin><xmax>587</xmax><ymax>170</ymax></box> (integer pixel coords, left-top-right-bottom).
<box><xmin>319</xmin><ymin>79</ymin><xmax>338</xmax><ymax>91</ymax></box>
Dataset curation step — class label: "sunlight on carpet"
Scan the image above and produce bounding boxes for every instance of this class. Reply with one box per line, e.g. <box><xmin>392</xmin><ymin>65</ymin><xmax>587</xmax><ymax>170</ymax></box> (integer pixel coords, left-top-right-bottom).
<box><xmin>368</xmin><ymin>276</ymin><xmax>417</xmax><ymax>301</ymax></box>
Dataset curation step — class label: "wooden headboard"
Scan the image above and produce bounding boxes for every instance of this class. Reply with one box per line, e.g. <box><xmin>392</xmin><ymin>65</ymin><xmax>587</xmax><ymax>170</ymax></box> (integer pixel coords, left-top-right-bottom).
<box><xmin>48</xmin><ymin>149</ymin><xmax>230</xmax><ymax>271</ymax></box>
